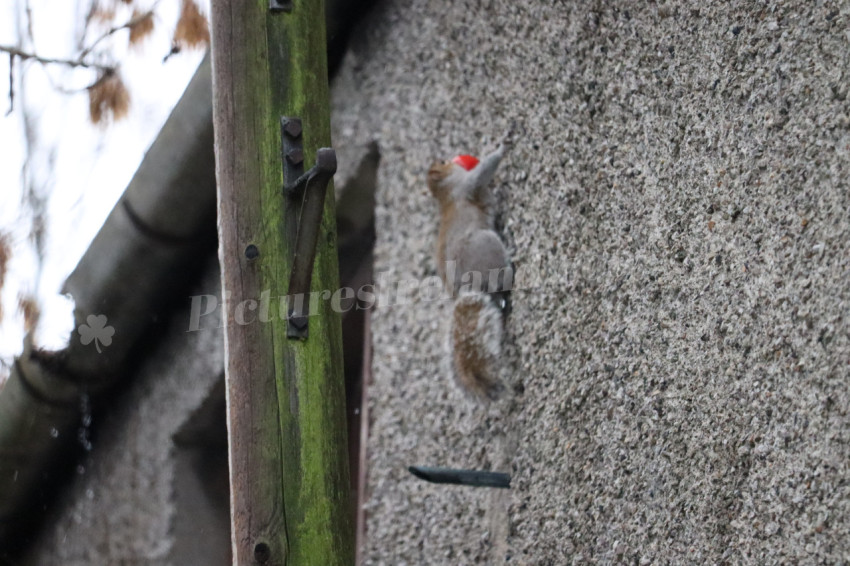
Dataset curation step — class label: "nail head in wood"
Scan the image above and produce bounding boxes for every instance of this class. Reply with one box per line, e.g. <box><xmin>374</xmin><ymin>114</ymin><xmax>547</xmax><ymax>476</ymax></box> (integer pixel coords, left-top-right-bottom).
<box><xmin>253</xmin><ymin>541</ymin><xmax>271</xmax><ymax>564</ymax></box>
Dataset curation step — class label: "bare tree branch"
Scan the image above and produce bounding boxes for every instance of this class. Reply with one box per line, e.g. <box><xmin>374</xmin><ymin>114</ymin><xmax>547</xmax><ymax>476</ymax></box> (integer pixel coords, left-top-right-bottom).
<box><xmin>78</xmin><ymin>9</ymin><xmax>157</xmax><ymax>61</ymax></box>
<box><xmin>1</xmin><ymin>7</ymin><xmax>156</xmax><ymax>78</ymax></box>
<box><xmin>0</xmin><ymin>45</ymin><xmax>114</xmax><ymax>72</ymax></box>
<box><xmin>77</xmin><ymin>0</ymin><xmax>99</xmax><ymax>51</ymax></box>
<box><xmin>24</xmin><ymin>0</ymin><xmax>35</xmax><ymax>48</ymax></box>
<box><xmin>6</xmin><ymin>54</ymin><xmax>12</xmax><ymax>116</ymax></box>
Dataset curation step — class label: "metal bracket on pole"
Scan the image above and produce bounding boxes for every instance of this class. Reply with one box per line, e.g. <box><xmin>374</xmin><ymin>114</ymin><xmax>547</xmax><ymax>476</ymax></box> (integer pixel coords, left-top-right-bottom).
<box><xmin>281</xmin><ymin>116</ymin><xmax>337</xmax><ymax>340</ymax></box>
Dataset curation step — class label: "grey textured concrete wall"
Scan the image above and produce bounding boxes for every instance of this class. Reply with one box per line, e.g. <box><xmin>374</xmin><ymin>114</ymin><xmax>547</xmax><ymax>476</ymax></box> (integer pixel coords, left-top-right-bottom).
<box><xmin>21</xmin><ymin>265</ymin><xmax>225</xmax><ymax>566</ymax></box>
<box><xmin>330</xmin><ymin>1</ymin><xmax>850</xmax><ymax>564</ymax></box>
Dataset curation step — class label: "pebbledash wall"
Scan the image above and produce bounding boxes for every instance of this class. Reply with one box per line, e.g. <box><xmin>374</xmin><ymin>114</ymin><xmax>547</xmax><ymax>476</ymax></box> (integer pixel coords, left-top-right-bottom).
<box><xmin>19</xmin><ymin>1</ymin><xmax>849</xmax><ymax>564</ymax></box>
<box><xmin>332</xmin><ymin>1</ymin><xmax>849</xmax><ymax>564</ymax></box>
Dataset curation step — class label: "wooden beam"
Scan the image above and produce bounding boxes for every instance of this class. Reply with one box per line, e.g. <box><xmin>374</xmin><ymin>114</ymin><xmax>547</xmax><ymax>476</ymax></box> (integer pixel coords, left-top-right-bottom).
<box><xmin>210</xmin><ymin>0</ymin><xmax>353</xmax><ymax>564</ymax></box>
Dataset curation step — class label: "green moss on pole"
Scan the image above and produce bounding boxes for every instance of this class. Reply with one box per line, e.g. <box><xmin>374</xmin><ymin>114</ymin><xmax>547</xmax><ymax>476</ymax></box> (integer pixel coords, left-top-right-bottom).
<box><xmin>210</xmin><ymin>0</ymin><xmax>353</xmax><ymax>564</ymax></box>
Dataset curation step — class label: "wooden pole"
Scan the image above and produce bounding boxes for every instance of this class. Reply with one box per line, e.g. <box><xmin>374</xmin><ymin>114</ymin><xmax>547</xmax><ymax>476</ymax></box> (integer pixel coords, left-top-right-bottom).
<box><xmin>210</xmin><ymin>0</ymin><xmax>353</xmax><ymax>564</ymax></box>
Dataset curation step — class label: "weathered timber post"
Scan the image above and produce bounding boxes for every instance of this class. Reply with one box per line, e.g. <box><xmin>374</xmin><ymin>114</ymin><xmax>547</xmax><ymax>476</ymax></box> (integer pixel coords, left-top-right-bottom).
<box><xmin>210</xmin><ymin>0</ymin><xmax>353</xmax><ymax>564</ymax></box>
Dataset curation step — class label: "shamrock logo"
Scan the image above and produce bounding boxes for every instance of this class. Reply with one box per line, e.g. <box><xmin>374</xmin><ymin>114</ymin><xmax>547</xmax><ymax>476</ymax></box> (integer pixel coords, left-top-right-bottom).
<box><xmin>78</xmin><ymin>314</ymin><xmax>115</xmax><ymax>353</ymax></box>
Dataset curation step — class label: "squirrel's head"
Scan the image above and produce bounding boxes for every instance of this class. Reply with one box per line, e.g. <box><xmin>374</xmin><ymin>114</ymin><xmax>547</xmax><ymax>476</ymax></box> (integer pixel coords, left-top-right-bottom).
<box><xmin>427</xmin><ymin>160</ymin><xmax>456</xmax><ymax>201</ymax></box>
<box><xmin>427</xmin><ymin>154</ymin><xmax>478</xmax><ymax>202</ymax></box>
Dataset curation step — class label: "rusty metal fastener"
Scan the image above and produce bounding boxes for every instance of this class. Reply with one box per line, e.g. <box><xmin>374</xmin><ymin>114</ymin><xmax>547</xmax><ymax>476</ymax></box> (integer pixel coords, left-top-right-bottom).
<box><xmin>282</xmin><ymin>117</ymin><xmax>302</xmax><ymax>138</ymax></box>
<box><xmin>284</xmin><ymin>148</ymin><xmax>337</xmax><ymax>340</ymax></box>
<box><xmin>286</xmin><ymin>148</ymin><xmax>304</xmax><ymax>166</ymax></box>
<box><xmin>289</xmin><ymin>315</ymin><xmax>308</xmax><ymax>331</ymax></box>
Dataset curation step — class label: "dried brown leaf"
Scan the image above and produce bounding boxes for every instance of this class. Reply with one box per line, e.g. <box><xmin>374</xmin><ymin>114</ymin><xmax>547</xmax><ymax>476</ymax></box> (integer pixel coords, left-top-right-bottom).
<box><xmin>128</xmin><ymin>10</ymin><xmax>155</xmax><ymax>46</ymax></box>
<box><xmin>0</xmin><ymin>233</ymin><xmax>10</xmax><ymax>323</ymax></box>
<box><xmin>173</xmin><ymin>0</ymin><xmax>209</xmax><ymax>49</ymax></box>
<box><xmin>92</xmin><ymin>5</ymin><xmax>116</xmax><ymax>24</ymax></box>
<box><xmin>18</xmin><ymin>295</ymin><xmax>40</xmax><ymax>333</ymax></box>
<box><xmin>88</xmin><ymin>70</ymin><xmax>130</xmax><ymax>124</ymax></box>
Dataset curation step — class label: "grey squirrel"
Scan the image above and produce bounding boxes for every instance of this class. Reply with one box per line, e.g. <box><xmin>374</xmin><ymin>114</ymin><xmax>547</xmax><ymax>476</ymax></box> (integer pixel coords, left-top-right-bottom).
<box><xmin>426</xmin><ymin>133</ymin><xmax>513</xmax><ymax>400</ymax></box>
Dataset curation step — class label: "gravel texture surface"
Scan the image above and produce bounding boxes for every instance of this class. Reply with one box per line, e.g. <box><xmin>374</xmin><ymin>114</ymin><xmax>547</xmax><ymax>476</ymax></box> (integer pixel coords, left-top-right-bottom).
<box><xmin>330</xmin><ymin>1</ymin><xmax>850</xmax><ymax>563</ymax></box>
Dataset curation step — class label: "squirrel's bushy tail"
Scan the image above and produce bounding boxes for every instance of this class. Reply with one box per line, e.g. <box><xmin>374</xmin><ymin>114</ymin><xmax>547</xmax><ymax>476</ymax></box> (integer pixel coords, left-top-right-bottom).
<box><xmin>451</xmin><ymin>293</ymin><xmax>504</xmax><ymax>400</ymax></box>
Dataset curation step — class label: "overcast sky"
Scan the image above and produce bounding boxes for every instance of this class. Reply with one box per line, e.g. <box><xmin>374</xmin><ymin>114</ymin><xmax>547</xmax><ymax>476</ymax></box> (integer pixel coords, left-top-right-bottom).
<box><xmin>0</xmin><ymin>0</ymin><xmax>207</xmax><ymax>380</ymax></box>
